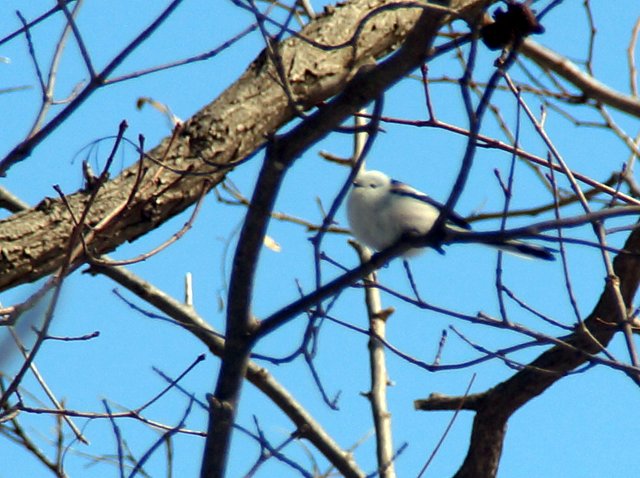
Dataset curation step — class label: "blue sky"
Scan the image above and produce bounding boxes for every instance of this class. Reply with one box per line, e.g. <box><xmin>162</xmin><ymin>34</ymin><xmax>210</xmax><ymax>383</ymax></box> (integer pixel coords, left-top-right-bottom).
<box><xmin>2</xmin><ymin>1</ymin><xmax>640</xmax><ymax>477</ymax></box>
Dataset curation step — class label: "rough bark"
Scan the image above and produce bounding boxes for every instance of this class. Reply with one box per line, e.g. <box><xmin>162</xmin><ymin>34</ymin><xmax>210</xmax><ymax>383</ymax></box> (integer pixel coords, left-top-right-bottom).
<box><xmin>0</xmin><ymin>0</ymin><xmax>489</xmax><ymax>292</ymax></box>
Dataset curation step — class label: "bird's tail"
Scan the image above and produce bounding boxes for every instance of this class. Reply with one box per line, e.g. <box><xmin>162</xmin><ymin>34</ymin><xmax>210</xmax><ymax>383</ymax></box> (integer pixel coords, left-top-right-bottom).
<box><xmin>444</xmin><ymin>224</ymin><xmax>556</xmax><ymax>261</ymax></box>
<box><xmin>488</xmin><ymin>240</ymin><xmax>556</xmax><ymax>261</ymax></box>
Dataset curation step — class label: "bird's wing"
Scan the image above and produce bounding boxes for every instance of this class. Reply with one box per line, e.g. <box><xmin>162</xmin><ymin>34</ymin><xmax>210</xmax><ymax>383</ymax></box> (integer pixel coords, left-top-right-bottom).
<box><xmin>390</xmin><ymin>179</ymin><xmax>471</xmax><ymax>230</ymax></box>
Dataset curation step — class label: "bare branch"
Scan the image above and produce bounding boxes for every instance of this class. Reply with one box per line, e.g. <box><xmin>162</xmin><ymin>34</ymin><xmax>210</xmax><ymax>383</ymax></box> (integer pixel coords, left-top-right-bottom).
<box><xmin>0</xmin><ymin>0</ymin><xmax>485</xmax><ymax>293</ymax></box>
<box><xmin>89</xmin><ymin>263</ymin><xmax>366</xmax><ymax>478</ymax></box>
<box><xmin>202</xmin><ymin>2</ymin><xmax>483</xmax><ymax>474</ymax></box>
<box><xmin>521</xmin><ymin>39</ymin><xmax>640</xmax><ymax>118</ymax></box>
<box><xmin>351</xmin><ymin>242</ymin><xmax>396</xmax><ymax>478</ymax></box>
<box><xmin>422</xmin><ymin>225</ymin><xmax>640</xmax><ymax>478</ymax></box>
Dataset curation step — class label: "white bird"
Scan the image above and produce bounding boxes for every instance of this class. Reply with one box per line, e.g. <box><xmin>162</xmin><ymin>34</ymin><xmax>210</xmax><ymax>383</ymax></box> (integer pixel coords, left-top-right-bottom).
<box><xmin>346</xmin><ymin>170</ymin><xmax>554</xmax><ymax>260</ymax></box>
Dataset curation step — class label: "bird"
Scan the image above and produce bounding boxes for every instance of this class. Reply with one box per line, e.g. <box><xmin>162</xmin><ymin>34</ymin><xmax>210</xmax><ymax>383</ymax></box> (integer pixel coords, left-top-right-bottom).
<box><xmin>346</xmin><ymin>169</ymin><xmax>555</xmax><ymax>260</ymax></box>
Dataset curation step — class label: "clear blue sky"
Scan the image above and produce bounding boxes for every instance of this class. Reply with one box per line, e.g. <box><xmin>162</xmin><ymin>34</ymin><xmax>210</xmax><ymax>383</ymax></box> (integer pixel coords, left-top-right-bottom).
<box><xmin>2</xmin><ymin>1</ymin><xmax>640</xmax><ymax>477</ymax></box>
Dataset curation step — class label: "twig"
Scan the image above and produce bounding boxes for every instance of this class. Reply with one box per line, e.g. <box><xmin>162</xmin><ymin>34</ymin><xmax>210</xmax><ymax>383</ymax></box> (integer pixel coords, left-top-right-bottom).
<box><xmin>628</xmin><ymin>17</ymin><xmax>640</xmax><ymax>97</ymax></box>
<box><xmin>128</xmin><ymin>399</ymin><xmax>195</xmax><ymax>478</ymax></box>
<box><xmin>0</xmin><ymin>186</ymin><xmax>29</xmax><ymax>213</ymax></box>
<box><xmin>135</xmin><ymin>355</ymin><xmax>205</xmax><ymax>414</ymax></box>
<box><xmin>90</xmin><ymin>263</ymin><xmax>366</xmax><ymax>477</ymax></box>
<box><xmin>9</xmin><ymin>328</ymin><xmax>89</xmax><ymax>444</ymax></box>
<box><xmin>57</xmin><ymin>0</ymin><xmax>95</xmax><ymax>78</ymax></box>
<box><xmin>106</xmin><ymin>23</ymin><xmax>258</xmax><ymax>84</ymax></box>
<box><xmin>88</xmin><ymin>180</ymin><xmax>209</xmax><ymax>266</ymax></box>
<box><xmin>582</xmin><ymin>0</ymin><xmax>596</xmax><ymax>76</ymax></box>
<box><xmin>0</xmin><ymin>0</ymin><xmax>187</xmax><ymax>174</ymax></box>
<box><xmin>521</xmin><ymin>39</ymin><xmax>640</xmax><ymax>118</ymax></box>
<box><xmin>103</xmin><ymin>400</ymin><xmax>126</xmax><ymax>478</ymax></box>
<box><xmin>0</xmin><ymin>1</ymin><xmax>78</xmax><ymax>46</ymax></box>
<box><xmin>351</xmin><ymin>242</ymin><xmax>396</xmax><ymax>478</ymax></box>
<box><xmin>416</xmin><ymin>374</ymin><xmax>476</xmax><ymax>478</ymax></box>
<box><xmin>355</xmin><ymin>111</ymin><xmax>640</xmax><ymax>206</ymax></box>
<box><xmin>547</xmin><ymin>165</ymin><xmax>583</xmax><ymax>325</ymax></box>
<box><xmin>243</xmin><ymin>416</ymin><xmax>313</xmax><ymax>478</ymax></box>
<box><xmin>215</xmin><ymin>181</ymin><xmax>348</xmax><ymax>233</ymax></box>
<box><xmin>16</xmin><ymin>11</ymin><xmax>47</xmax><ymax>95</ymax></box>
<box><xmin>494</xmin><ymin>85</ymin><xmax>523</xmax><ymax>324</ymax></box>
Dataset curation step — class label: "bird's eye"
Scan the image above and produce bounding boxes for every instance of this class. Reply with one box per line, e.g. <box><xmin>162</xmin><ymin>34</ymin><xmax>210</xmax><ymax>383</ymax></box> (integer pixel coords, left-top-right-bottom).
<box><xmin>368</xmin><ymin>182</ymin><xmax>377</xmax><ymax>188</ymax></box>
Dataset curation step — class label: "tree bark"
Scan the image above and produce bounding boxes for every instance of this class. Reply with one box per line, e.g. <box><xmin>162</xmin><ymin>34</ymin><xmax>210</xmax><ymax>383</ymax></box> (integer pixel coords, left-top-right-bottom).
<box><xmin>0</xmin><ymin>0</ymin><xmax>490</xmax><ymax>292</ymax></box>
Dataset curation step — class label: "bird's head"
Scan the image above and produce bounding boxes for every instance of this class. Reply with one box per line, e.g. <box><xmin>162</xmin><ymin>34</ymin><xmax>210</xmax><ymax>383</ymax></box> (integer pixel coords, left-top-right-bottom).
<box><xmin>351</xmin><ymin>170</ymin><xmax>391</xmax><ymax>200</ymax></box>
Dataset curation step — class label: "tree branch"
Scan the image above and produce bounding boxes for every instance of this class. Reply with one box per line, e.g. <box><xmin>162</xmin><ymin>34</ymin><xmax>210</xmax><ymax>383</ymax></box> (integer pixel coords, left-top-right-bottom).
<box><xmin>353</xmin><ymin>243</ymin><xmax>397</xmax><ymax>478</ymax></box>
<box><xmin>415</xmin><ymin>224</ymin><xmax>640</xmax><ymax>478</ymax></box>
<box><xmin>201</xmin><ymin>1</ymin><xmax>484</xmax><ymax>474</ymax></box>
<box><xmin>90</xmin><ymin>263</ymin><xmax>366</xmax><ymax>478</ymax></box>
<box><xmin>521</xmin><ymin>39</ymin><xmax>640</xmax><ymax>118</ymax></box>
<box><xmin>0</xmin><ymin>0</ymin><xmax>486</xmax><ymax>293</ymax></box>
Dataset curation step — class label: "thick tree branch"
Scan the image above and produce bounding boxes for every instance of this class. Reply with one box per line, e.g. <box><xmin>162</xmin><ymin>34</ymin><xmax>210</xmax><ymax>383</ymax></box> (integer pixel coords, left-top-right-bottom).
<box><xmin>3</xmin><ymin>4</ymin><xmax>639</xmax><ymax>297</ymax></box>
<box><xmin>1</xmin><ymin>0</ymin><xmax>479</xmax><ymax>293</ymax></box>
